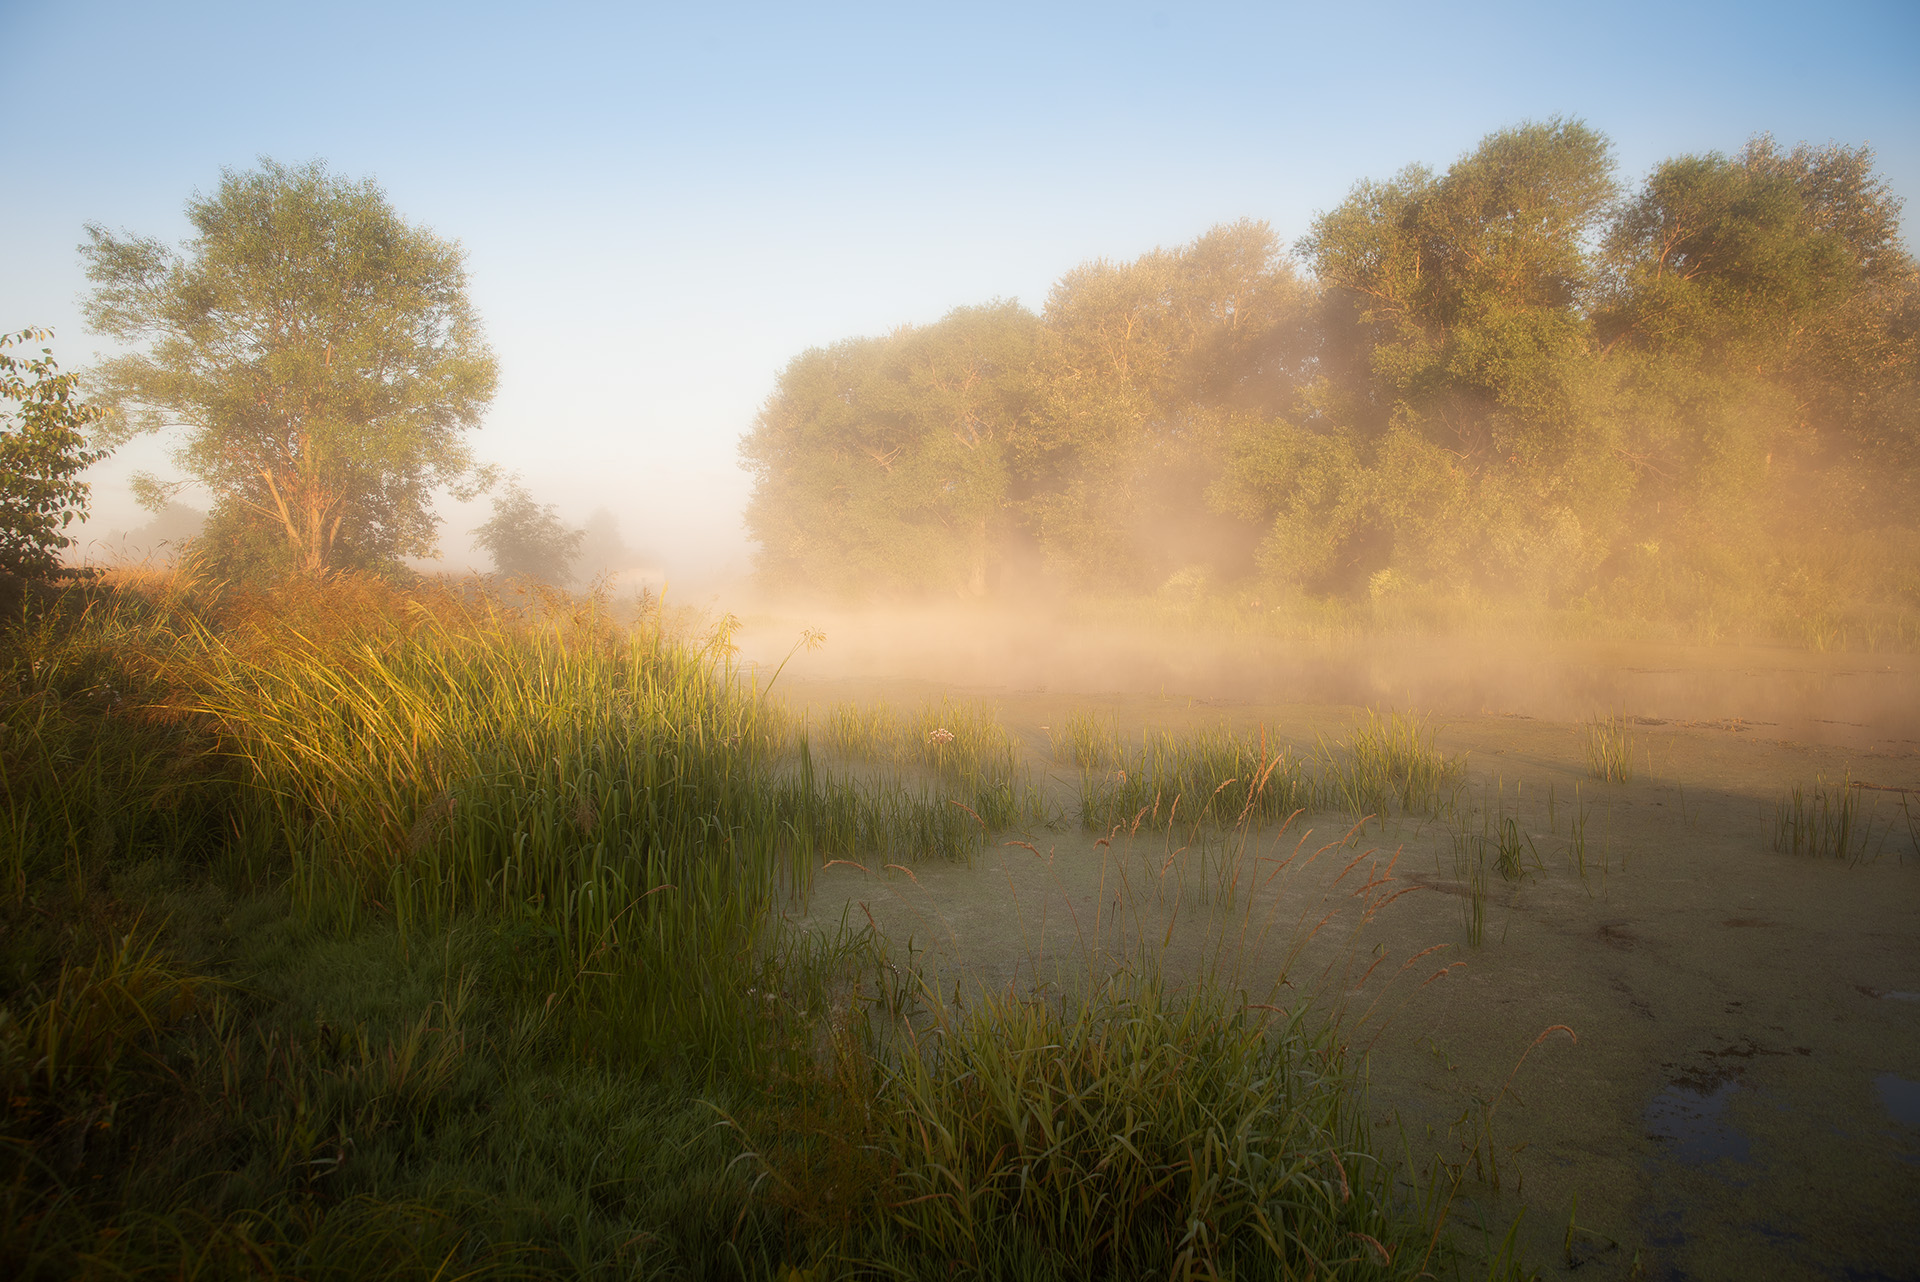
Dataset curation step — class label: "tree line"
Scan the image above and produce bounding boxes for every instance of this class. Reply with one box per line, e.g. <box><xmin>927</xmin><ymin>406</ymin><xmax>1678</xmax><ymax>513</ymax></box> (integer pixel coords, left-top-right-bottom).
<box><xmin>741</xmin><ymin>121</ymin><xmax>1918</xmax><ymax>612</ymax></box>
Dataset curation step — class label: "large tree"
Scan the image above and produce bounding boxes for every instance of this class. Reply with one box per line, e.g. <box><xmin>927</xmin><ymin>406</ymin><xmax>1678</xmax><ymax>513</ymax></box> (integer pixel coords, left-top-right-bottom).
<box><xmin>742</xmin><ymin>301</ymin><xmax>1039</xmax><ymax>597</ymax></box>
<box><xmin>1020</xmin><ymin>220</ymin><xmax>1311</xmax><ymax>588</ymax></box>
<box><xmin>82</xmin><ymin>159</ymin><xmax>499</xmax><ymax>577</ymax></box>
<box><xmin>1229</xmin><ymin>119</ymin><xmax>1625</xmax><ymax>595</ymax></box>
<box><xmin>1598</xmin><ymin>138</ymin><xmax>1919</xmax><ymax>531</ymax></box>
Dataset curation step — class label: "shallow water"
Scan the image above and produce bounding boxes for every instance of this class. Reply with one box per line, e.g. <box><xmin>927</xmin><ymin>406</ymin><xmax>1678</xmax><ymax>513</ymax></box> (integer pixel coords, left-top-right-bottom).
<box><xmin>760</xmin><ymin>627</ymin><xmax>1920</xmax><ymax>1279</ymax></box>
<box><xmin>741</xmin><ymin>609</ymin><xmax>1920</xmax><ymax>751</ymax></box>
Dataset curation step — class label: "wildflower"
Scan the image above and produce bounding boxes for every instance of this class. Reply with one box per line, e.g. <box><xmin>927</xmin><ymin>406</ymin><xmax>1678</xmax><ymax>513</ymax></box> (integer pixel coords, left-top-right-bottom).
<box><xmin>926</xmin><ymin>727</ymin><xmax>955</xmax><ymax>747</ymax></box>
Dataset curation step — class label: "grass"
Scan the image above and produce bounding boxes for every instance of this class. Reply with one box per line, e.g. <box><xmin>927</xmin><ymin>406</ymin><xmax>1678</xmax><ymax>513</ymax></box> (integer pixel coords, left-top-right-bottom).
<box><xmin>1446</xmin><ymin>787</ymin><xmax>1542</xmax><ymax>947</ymax></box>
<box><xmin>1078</xmin><ymin>712</ymin><xmax>1463</xmax><ymax>837</ymax></box>
<box><xmin>1773</xmin><ymin>777</ymin><xmax>1885</xmax><ymax>863</ymax></box>
<box><xmin>1049</xmin><ymin>708</ymin><xmax>1123</xmax><ymax>769</ymax></box>
<box><xmin>1</xmin><ymin>570</ymin><xmax>1459</xmax><ymax>1280</ymax></box>
<box><xmin>1583</xmin><ymin>715</ymin><xmax>1634</xmax><ymax>784</ymax></box>
<box><xmin>817</xmin><ymin>695</ymin><xmax>1041</xmax><ymax>834</ymax></box>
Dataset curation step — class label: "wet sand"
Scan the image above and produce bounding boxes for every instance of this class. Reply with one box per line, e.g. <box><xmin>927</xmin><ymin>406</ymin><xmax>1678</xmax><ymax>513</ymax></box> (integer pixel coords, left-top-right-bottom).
<box><xmin>769</xmin><ymin>647</ymin><xmax>1920</xmax><ymax>1280</ymax></box>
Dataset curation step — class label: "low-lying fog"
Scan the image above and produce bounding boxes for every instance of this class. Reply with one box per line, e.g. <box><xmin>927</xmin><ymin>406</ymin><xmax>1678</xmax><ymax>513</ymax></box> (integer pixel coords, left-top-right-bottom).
<box><xmin>734</xmin><ymin>602</ymin><xmax>1920</xmax><ymax>753</ymax></box>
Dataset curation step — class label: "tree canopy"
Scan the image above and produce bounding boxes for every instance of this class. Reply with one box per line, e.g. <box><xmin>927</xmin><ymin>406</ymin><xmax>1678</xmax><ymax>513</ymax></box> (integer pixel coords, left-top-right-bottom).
<box><xmin>473</xmin><ymin>479</ymin><xmax>585</xmax><ymax>585</ymax></box>
<box><xmin>741</xmin><ymin>122</ymin><xmax>1918</xmax><ymax>625</ymax></box>
<box><xmin>82</xmin><ymin>159</ymin><xmax>499</xmax><ymax>577</ymax></box>
<box><xmin>0</xmin><ymin>330</ymin><xmax>110</xmax><ymax>580</ymax></box>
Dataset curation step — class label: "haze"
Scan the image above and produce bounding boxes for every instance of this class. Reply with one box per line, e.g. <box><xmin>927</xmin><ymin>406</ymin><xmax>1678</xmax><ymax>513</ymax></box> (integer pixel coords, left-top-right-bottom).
<box><xmin>3</xmin><ymin>0</ymin><xmax>1916</xmax><ymax>587</ymax></box>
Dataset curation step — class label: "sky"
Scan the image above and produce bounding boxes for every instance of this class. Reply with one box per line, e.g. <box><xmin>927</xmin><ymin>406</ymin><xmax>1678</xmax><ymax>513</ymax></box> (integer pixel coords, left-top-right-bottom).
<box><xmin>3</xmin><ymin>0</ymin><xmax>1916</xmax><ymax>583</ymax></box>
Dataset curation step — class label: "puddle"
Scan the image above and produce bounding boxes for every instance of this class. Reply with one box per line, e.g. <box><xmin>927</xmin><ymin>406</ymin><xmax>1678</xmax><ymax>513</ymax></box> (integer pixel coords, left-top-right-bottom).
<box><xmin>1876</xmin><ymin>1074</ymin><xmax>1920</xmax><ymax>1129</ymax></box>
<box><xmin>1646</xmin><ymin>1075</ymin><xmax>1751</xmax><ymax>1164</ymax></box>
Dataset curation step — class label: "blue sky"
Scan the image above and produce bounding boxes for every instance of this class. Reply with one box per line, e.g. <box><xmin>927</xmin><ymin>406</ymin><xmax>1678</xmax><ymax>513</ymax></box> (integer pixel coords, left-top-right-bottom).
<box><xmin>4</xmin><ymin>0</ymin><xmax>1916</xmax><ymax>580</ymax></box>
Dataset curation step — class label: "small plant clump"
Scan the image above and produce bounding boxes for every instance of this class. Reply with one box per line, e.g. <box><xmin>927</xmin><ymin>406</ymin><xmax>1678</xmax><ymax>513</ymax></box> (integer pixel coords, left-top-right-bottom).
<box><xmin>1049</xmin><ymin>708</ymin><xmax>1124</xmax><ymax>769</ymax></box>
<box><xmin>1584</xmin><ymin>714</ymin><xmax>1635</xmax><ymax>783</ymax></box>
<box><xmin>1774</xmin><ymin>778</ymin><xmax>1883</xmax><ymax>863</ymax></box>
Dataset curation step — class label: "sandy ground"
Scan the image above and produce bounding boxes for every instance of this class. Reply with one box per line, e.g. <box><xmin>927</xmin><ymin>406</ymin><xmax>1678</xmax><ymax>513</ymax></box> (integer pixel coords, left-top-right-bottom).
<box><xmin>765</xmin><ymin>645</ymin><xmax>1920</xmax><ymax>1281</ymax></box>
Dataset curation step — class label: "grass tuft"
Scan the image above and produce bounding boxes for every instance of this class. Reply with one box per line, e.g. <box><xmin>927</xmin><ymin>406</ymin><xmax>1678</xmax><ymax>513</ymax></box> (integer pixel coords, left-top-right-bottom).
<box><xmin>1774</xmin><ymin>778</ymin><xmax>1882</xmax><ymax>863</ymax></box>
<box><xmin>1583</xmin><ymin>715</ymin><xmax>1634</xmax><ymax>784</ymax></box>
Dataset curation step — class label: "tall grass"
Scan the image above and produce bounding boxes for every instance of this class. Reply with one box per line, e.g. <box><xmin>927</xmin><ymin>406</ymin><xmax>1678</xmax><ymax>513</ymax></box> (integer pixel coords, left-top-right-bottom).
<box><xmin>1773</xmin><ymin>778</ymin><xmax>1883</xmax><ymax>863</ymax></box>
<box><xmin>1079</xmin><ymin>712</ymin><xmax>1462</xmax><ymax>835</ymax></box>
<box><xmin>1</xmin><ymin>573</ymin><xmax>1450</xmax><ymax>1279</ymax></box>
<box><xmin>866</xmin><ymin>982</ymin><xmax>1410</xmax><ymax>1278</ymax></box>
<box><xmin>1049</xmin><ymin>708</ymin><xmax>1123</xmax><ymax>769</ymax></box>
<box><xmin>818</xmin><ymin>695</ymin><xmax>1040</xmax><ymax>831</ymax></box>
<box><xmin>1583</xmin><ymin>715</ymin><xmax>1634</xmax><ymax>784</ymax></box>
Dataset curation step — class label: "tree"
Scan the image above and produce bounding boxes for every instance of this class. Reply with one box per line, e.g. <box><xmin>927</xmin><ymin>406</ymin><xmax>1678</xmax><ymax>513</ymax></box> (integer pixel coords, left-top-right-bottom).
<box><xmin>1252</xmin><ymin>119</ymin><xmax>1625</xmax><ymax>595</ymax></box>
<box><xmin>473</xmin><ymin>479</ymin><xmax>584</xmax><ymax>584</ymax></box>
<box><xmin>1598</xmin><ymin>137</ymin><xmax>1918</xmax><ymax>513</ymax></box>
<box><xmin>81</xmin><ymin>159</ymin><xmax>499</xmax><ymax>577</ymax></box>
<box><xmin>1020</xmin><ymin>220</ymin><xmax>1310</xmax><ymax>588</ymax></box>
<box><xmin>0</xmin><ymin>329</ymin><xmax>110</xmax><ymax>579</ymax></box>
<box><xmin>742</xmin><ymin>302</ymin><xmax>1039</xmax><ymax>596</ymax></box>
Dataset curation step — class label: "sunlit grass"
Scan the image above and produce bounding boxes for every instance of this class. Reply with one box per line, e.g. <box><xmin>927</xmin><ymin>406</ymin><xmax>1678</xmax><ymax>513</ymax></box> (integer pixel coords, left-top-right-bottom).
<box><xmin>1</xmin><ymin>572</ymin><xmax>1454</xmax><ymax>1279</ymax></box>
<box><xmin>1583</xmin><ymin>714</ymin><xmax>1634</xmax><ymax>784</ymax></box>
<box><xmin>1078</xmin><ymin>712</ymin><xmax>1462</xmax><ymax>836</ymax></box>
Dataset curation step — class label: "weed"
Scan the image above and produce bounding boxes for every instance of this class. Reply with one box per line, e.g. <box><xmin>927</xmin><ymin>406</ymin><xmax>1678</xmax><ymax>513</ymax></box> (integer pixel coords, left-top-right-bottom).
<box><xmin>1774</xmin><ymin>777</ymin><xmax>1882</xmax><ymax>863</ymax></box>
<box><xmin>1079</xmin><ymin>712</ymin><xmax>1462</xmax><ymax>835</ymax></box>
<box><xmin>1584</xmin><ymin>715</ymin><xmax>1634</xmax><ymax>783</ymax></box>
<box><xmin>1049</xmin><ymin>708</ymin><xmax>1121</xmax><ymax>769</ymax></box>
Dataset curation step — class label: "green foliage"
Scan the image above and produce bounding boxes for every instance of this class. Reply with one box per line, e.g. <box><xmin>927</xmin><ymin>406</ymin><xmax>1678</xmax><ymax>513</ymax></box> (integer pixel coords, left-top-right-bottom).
<box><xmin>81</xmin><ymin>159</ymin><xmax>499</xmax><ymax>578</ymax></box>
<box><xmin>743</xmin><ymin>122</ymin><xmax>1919</xmax><ymax>640</ymax></box>
<box><xmin>743</xmin><ymin>301</ymin><xmax>1039</xmax><ymax>596</ymax></box>
<box><xmin>1078</xmin><ymin>712</ymin><xmax>1461</xmax><ymax>835</ymax></box>
<box><xmin>472</xmin><ymin>477</ymin><xmax>585</xmax><ymax>584</ymax></box>
<box><xmin>860</xmin><ymin>983</ymin><xmax>1418</xmax><ymax>1278</ymax></box>
<box><xmin>1584</xmin><ymin>715</ymin><xmax>1635</xmax><ymax>783</ymax></box>
<box><xmin>1</xmin><ymin>575</ymin><xmax>1446</xmax><ymax>1278</ymax></box>
<box><xmin>0</xmin><ymin>330</ymin><xmax>110</xmax><ymax>580</ymax></box>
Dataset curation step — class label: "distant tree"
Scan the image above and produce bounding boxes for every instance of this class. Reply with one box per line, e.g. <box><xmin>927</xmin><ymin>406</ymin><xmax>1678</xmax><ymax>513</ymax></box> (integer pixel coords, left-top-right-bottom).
<box><xmin>574</xmin><ymin>507</ymin><xmax>637</xmax><ymax>582</ymax></box>
<box><xmin>105</xmin><ymin>501</ymin><xmax>206</xmax><ymax>563</ymax></box>
<box><xmin>1598</xmin><ymin>137</ymin><xmax>1919</xmax><ymax>527</ymax></box>
<box><xmin>81</xmin><ymin>159</ymin><xmax>499</xmax><ymax>578</ymax></box>
<box><xmin>0</xmin><ymin>329</ymin><xmax>110</xmax><ymax>579</ymax></box>
<box><xmin>1022</xmin><ymin>219</ymin><xmax>1310</xmax><ymax>587</ymax></box>
<box><xmin>741</xmin><ymin>122</ymin><xmax>1917</xmax><ymax>614</ymax></box>
<box><xmin>473</xmin><ymin>479</ymin><xmax>584</xmax><ymax>584</ymax></box>
<box><xmin>743</xmin><ymin>301</ymin><xmax>1039</xmax><ymax>596</ymax></box>
<box><xmin>1256</xmin><ymin>118</ymin><xmax>1625</xmax><ymax>595</ymax></box>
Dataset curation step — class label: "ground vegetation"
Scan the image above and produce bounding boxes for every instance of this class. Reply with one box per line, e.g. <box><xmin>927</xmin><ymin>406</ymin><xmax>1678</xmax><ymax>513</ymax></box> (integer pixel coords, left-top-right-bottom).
<box><xmin>1</xmin><ymin>571</ymin><xmax>1475</xmax><ymax>1279</ymax></box>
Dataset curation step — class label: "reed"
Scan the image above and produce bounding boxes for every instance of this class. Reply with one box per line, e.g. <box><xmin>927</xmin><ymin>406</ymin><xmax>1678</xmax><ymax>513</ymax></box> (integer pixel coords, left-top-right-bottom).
<box><xmin>1</xmin><ymin>573</ymin><xmax>1449</xmax><ymax>1279</ymax></box>
<box><xmin>1584</xmin><ymin>715</ymin><xmax>1634</xmax><ymax>784</ymax></box>
<box><xmin>1049</xmin><ymin>707</ymin><xmax>1122</xmax><ymax>769</ymax></box>
<box><xmin>1774</xmin><ymin>777</ymin><xmax>1881</xmax><ymax>863</ymax></box>
<box><xmin>1323</xmin><ymin>711</ymin><xmax>1463</xmax><ymax>820</ymax></box>
<box><xmin>1078</xmin><ymin>712</ymin><xmax>1461</xmax><ymax>835</ymax></box>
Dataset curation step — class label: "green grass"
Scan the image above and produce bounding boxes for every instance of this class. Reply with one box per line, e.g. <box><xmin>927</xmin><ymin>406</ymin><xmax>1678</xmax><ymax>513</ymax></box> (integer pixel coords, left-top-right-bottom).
<box><xmin>1078</xmin><ymin>712</ymin><xmax>1462</xmax><ymax>837</ymax></box>
<box><xmin>817</xmin><ymin>695</ymin><xmax>1041</xmax><ymax>835</ymax></box>
<box><xmin>1583</xmin><ymin>715</ymin><xmax>1634</xmax><ymax>784</ymax></box>
<box><xmin>0</xmin><ymin>571</ymin><xmax>1475</xmax><ymax>1279</ymax></box>
<box><xmin>1773</xmin><ymin>778</ymin><xmax>1883</xmax><ymax>863</ymax></box>
<box><xmin>1049</xmin><ymin>708</ymin><xmax>1123</xmax><ymax>769</ymax></box>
